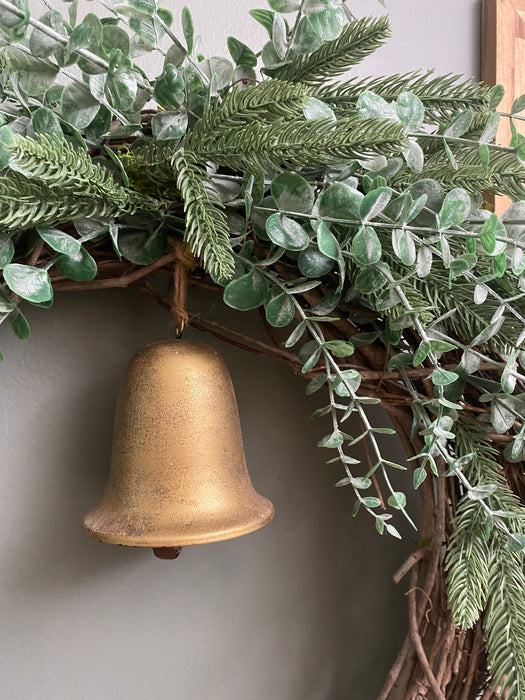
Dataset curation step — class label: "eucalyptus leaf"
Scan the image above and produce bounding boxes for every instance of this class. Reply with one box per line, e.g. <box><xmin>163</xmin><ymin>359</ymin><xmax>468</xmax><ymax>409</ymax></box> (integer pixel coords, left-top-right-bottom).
<box><xmin>360</xmin><ymin>187</ymin><xmax>392</xmax><ymax>223</ymax></box>
<box><xmin>303</xmin><ymin>97</ymin><xmax>335</xmax><ymax>121</ymax></box>
<box><xmin>105</xmin><ymin>69</ymin><xmax>137</xmax><ymax>112</ymax></box>
<box><xmin>318</xmin><ymin>183</ymin><xmax>363</xmax><ymax>221</ymax></box>
<box><xmin>357</xmin><ymin>91</ymin><xmax>399</xmax><ymax>122</ymax></box>
<box><xmin>388</xmin><ymin>492</ymin><xmax>407</xmax><ymax>510</ymax></box>
<box><xmin>9</xmin><ymin>308</ymin><xmax>30</xmax><ymax>339</ymax></box>
<box><xmin>223</xmin><ymin>269</ymin><xmax>269</xmax><ymax>310</ymax></box>
<box><xmin>37</xmin><ymin>227</ymin><xmax>81</xmax><ymax>255</ymax></box>
<box><xmin>285</xmin><ymin>320</ymin><xmax>306</xmax><ymax>347</ymax></box>
<box><xmin>392</xmin><ymin>228</ymin><xmax>416</xmax><ymax>266</ymax></box>
<box><xmin>32</xmin><ymin>107</ymin><xmax>63</xmax><ymax>139</ymax></box>
<box><xmin>396</xmin><ymin>91</ymin><xmax>424</xmax><ymax>131</ymax></box>
<box><xmin>62</xmin><ymin>83</ymin><xmax>100</xmax><ymax>130</ymax></box>
<box><xmin>318</xmin><ymin>429</ymin><xmax>344</xmax><ymax>449</ymax></box>
<box><xmin>413</xmin><ymin>467</ymin><xmax>427</xmax><ymax>489</ymax></box>
<box><xmin>181</xmin><ymin>5</ymin><xmax>194</xmax><ymax>53</ymax></box>
<box><xmin>55</xmin><ymin>248</ymin><xmax>97</xmax><ymax>282</ymax></box>
<box><xmin>324</xmin><ymin>340</ymin><xmax>354</xmax><ymax>357</ymax></box>
<box><xmin>272</xmin><ymin>12</ymin><xmax>288</xmax><ymax>59</ymax></box>
<box><xmin>150</xmin><ymin>110</ymin><xmax>188</xmax><ymax>140</ymax></box>
<box><xmin>352</xmin><ymin>226</ymin><xmax>382</xmax><ymax>266</ymax></box>
<box><xmin>431</xmin><ymin>368</ymin><xmax>459</xmax><ymax>386</ymax></box>
<box><xmin>249</xmin><ymin>9</ymin><xmax>276</xmax><ymax>37</ymax></box>
<box><xmin>438</xmin><ymin>188</ymin><xmax>471</xmax><ymax>229</ymax></box>
<box><xmin>512</xmin><ymin>94</ymin><xmax>525</xmax><ymax>114</ymax></box>
<box><xmin>102</xmin><ymin>25</ymin><xmax>130</xmax><ymax>56</ymax></box>
<box><xmin>271</xmin><ymin>173</ymin><xmax>314</xmax><ymax>214</ymax></box>
<box><xmin>3</xmin><ymin>263</ymin><xmax>53</xmax><ymax>303</ymax></box>
<box><xmin>266</xmin><ymin>213</ymin><xmax>309</xmax><ymax>251</ymax></box>
<box><xmin>291</xmin><ymin>15</ymin><xmax>323</xmax><ymax>54</ymax></box>
<box><xmin>227</xmin><ymin>36</ymin><xmax>257</xmax><ymax>67</ymax></box>
<box><xmin>332</xmin><ymin>369</ymin><xmax>361</xmax><ymax>397</ymax></box>
<box><xmin>308</xmin><ymin>7</ymin><xmax>346</xmax><ymax>41</ymax></box>
<box><xmin>298</xmin><ymin>245</ymin><xmax>334</xmax><ymax>277</ymax></box>
<box><xmin>265</xmin><ymin>292</ymin><xmax>295</xmax><ymax>327</ymax></box>
<box><xmin>444</xmin><ymin>109</ymin><xmax>474</xmax><ymax>138</ymax></box>
<box><xmin>29</xmin><ymin>10</ymin><xmax>67</xmax><ymax>58</ymax></box>
<box><xmin>153</xmin><ymin>64</ymin><xmax>185</xmax><ymax>110</ymax></box>
<box><xmin>269</xmin><ymin>0</ymin><xmax>300</xmax><ymax>11</ymax></box>
<box><xmin>0</xmin><ymin>237</ymin><xmax>14</xmax><ymax>268</ymax></box>
<box><xmin>306</xmin><ymin>375</ymin><xmax>327</xmax><ymax>396</ymax></box>
<box><xmin>119</xmin><ymin>229</ymin><xmax>166</xmax><ymax>265</ymax></box>
<box><xmin>315</xmin><ymin>220</ymin><xmax>340</xmax><ymax>260</ymax></box>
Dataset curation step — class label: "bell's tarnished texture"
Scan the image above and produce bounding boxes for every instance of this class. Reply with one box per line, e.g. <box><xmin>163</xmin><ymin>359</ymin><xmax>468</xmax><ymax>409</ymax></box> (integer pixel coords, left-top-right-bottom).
<box><xmin>83</xmin><ymin>340</ymin><xmax>274</xmax><ymax>549</ymax></box>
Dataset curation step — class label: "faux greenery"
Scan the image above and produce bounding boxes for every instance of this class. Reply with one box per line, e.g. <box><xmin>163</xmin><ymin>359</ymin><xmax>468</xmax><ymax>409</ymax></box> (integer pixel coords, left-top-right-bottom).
<box><xmin>1</xmin><ymin>0</ymin><xmax>525</xmax><ymax>696</ymax></box>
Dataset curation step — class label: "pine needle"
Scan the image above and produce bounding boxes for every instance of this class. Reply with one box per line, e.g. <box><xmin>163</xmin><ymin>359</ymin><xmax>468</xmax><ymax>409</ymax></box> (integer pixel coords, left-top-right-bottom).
<box><xmin>266</xmin><ymin>16</ymin><xmax>391</xmax><ymax>86</ymax></box>
<box><xmin>171</xmin><ymin>148</ymin><xmax>235</xmax><ymax>281</ymax></box>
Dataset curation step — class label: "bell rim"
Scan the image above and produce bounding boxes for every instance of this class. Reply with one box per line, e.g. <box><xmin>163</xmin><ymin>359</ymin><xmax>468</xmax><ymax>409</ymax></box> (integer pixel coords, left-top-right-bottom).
<box><xmin>83</xmin><ymin>500</ymin><xmax>274</xmax><ymax>549</ymax></box>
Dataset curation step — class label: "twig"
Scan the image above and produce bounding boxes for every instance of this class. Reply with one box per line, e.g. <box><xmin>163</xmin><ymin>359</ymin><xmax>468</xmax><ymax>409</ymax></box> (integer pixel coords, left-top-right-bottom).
<box><xmin>51</xmin><ymin>250</ymin><xmax>178</xmax><ymax>291</ymax></box>
<box><xmin>192</xmin><ymin>316</ymin><xmax>301</xmax><ymax>369</ymax></box>
<box><xmin>460</xmin><ymin>624</ymin><xmax>484</xmax><ymax>700</ymax></box>
<box><xmin>408</xmin><ymin>569</ymin><xmax>447</xmax><ymax>700</ymax></box>
<box><xmin>376</xmin><ymin>634</ymin><xmax>414</xmax><ymax>700</ymax></box>
<box><xmin>393</xmin><ymin>548</ymin><xmax>427</xmax><ymax>585</ymax></box>
<box><xmin>27</xmin><ymin>240</ymin><xmax>45</xmax><ymax>267</ymax></box>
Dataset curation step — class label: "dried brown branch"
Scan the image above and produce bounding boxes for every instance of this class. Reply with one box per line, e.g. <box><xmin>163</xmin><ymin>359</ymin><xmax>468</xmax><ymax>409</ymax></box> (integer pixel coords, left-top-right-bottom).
<box><xmin>393</xmin><ymin>548</ymin><xmax>428</xmax><ymax>585</ymax></box>
<box><xmin>51</xmin><ymin>250</ymin><xmax>179</xmax><ymax>291</ymax></box>
<box><xmin>408</xmin><ymin>568</ymin><xmax>447</xmax><ymax>700</ymax></box>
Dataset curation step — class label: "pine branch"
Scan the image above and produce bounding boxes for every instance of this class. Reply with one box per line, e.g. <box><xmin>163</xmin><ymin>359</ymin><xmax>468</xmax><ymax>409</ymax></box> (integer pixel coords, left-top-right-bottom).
<box><xmin>484</xmin><ymin>548</ymin><xmax>525</xmax><ymax>697</ymax></box>
<box><xmin>121</xmin><ymin>143</ymin><xmax>177</xmax><ymax>192</ymax></box>
<box><xmin>265</xmin><ymin>16</ymin><xmax>391</xmax><ymax>86</ymax></box>
<box><xmin>0</xmin><ymin>173</ymin><xmax>142</xmax><ymax>230</ymax></box>
<box><xmin>415</xmin><ymin>269</ymin><xmax>525</xmax><ymax>350</ymax></box>
<box><xmin>0</xmin><ymin>131</ymin><xmax>157</xmax><ymax>213</ymax></box>
<box><xmin>392</xmin><ymin>145</ymin><xmax>525</xmax><ymax>201</ymax></box>
<box><xmin>171</xmin><ymin>148</ymin><xmax>235</xmax><ymax>280</ymax></box>
<box><xmin>320</xmin><ymin>70</ymin><xmax>492</xmax><ymax>123</ymax></box>
<box><xmin>446</xmin><ymin>497</ymin><xmax>491</xmax><ymax>628</ymax></box>
<box><xmin>445</xmin><ymin>423</ymin><xmax>525</xmax><ymax>696</ymax></box>
<box><xmin>189</xmin><ymin>115</ymin><xmax>408</xmax><ymax>172</ymax></box>
<box><xmin>184</xmin><ymin>79</ymin><xmax>311</xmax><ymax>152</ymax></box>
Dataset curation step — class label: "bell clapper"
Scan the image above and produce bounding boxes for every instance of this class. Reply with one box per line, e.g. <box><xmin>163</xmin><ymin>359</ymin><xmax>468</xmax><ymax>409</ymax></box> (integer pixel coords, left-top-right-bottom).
<box><xmin>153</xmin><ymin>547</ymin><xmax>182</xmax><ymax>560</ymax></box>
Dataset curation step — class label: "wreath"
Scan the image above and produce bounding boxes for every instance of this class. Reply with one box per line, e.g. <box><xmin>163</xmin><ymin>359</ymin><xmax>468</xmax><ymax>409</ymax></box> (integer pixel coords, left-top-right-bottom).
<box><xmin>1</xmin><ymin>0</ymin><xmax>525</xmax><ymax>696</ymax></box>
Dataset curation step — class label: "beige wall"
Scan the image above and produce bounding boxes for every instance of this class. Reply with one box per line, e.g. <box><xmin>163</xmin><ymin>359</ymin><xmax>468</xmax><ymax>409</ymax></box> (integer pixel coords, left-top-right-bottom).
<box><xmin>0</xmin><ymin>2</ymin><xmax>480</xmax><ymax>699</ymax></box>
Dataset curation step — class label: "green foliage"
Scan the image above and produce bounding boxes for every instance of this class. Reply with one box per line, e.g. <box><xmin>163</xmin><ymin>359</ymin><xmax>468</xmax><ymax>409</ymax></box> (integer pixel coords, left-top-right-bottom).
<box><xmin>184</xmin><ymin>78</ymin><xmax>311</xmax><ymax>154</ymax></box>
<box><xmin>322</xmin><ymin>70</ymin><xmax>493</xmax><ymax>123</ymax></box>
<box><xmin>1</xmin><ymin>2</ymin><xmax>525</xmax><ymax>692</ymax></box>
<box><xmin>266</xmin><ymin>16</ymin><xmax>391</xmax><ymax>85</ymax></box>
<box><xmin>446</xmin><ymin>423</ymin><xmax>525</xmax><ymax>696</ymax></box>
<box><xmin>189</xmin><ymin>113</ymin><xmax>407</xmax><ymax>171</ymax></box>
<box><xmin>0</xmin><ymin>130</ymin><xmax>157</xmax><ymax>223</ymax></box>
<box><xmin>171</xmin><ymin>148</ymin><xmax>235</xmax><ymax>280</ymax></box>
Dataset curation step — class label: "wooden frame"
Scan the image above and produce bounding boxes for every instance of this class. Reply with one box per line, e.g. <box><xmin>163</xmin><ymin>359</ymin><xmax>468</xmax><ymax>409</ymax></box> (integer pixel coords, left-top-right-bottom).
<box><xmin>482</xmin><ymin>0</ymin><xmax>525</xmax><ymax>212</ymax></box>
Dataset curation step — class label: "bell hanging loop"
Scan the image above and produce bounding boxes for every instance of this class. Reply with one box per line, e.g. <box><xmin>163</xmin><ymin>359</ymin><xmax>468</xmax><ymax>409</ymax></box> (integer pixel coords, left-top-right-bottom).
<box><xmin>171</xmin><ymin>238</ymin><xmax>198</xmax><ymax>339</ymax></box>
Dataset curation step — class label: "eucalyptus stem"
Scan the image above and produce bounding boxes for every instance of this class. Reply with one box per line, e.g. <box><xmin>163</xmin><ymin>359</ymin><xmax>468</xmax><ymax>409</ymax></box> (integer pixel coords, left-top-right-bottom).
<box><xmin>240</xmin><ymin>253</ymin><xmax>416</xmax><ymax>531</ymax></box>
<box><xmin>0</xmin><ymin>0</ymin><xmax>111</xmax><ymax>72</ymax></box>
<box><xmin>410</xmin><ymin>131</ymin><xmax>517</xmax><ymax>153</ymax></box>
<box><xmin>283</xmin><ymin>0</ymin><xmax>306</xmax><ymax>63</ymax></box>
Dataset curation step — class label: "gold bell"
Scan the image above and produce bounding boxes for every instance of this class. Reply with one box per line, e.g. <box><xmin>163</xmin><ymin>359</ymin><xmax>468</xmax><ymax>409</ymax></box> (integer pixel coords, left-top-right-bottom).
<box><xmin>83</xmin><ymin>340</ymin><xmax>274</xmax><ymax>559</ymax></box>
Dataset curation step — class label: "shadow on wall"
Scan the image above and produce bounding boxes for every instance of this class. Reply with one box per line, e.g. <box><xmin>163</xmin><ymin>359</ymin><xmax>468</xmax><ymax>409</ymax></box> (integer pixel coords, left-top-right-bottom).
<box><xmin>0</xmin><ymin>287</ymin><xmax>416</xmax><ymax>700</ymax></box>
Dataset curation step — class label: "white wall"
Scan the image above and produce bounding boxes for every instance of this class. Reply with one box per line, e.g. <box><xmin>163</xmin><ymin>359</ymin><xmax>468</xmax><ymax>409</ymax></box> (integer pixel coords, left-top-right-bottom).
<box><xmin>0</xmin><ymin>2</ymin><xmax>481</xmax><ymax>699</ymax></box>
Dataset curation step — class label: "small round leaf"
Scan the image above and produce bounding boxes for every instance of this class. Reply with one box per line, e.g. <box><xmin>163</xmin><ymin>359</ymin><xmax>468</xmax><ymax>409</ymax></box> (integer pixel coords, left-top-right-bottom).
<box><xmin>223</xmin><ymin>269</ymin><xmax>269</xmax><ymax>310</ymax></box>
<box><xmin>265</xmin><ymin>292</ymin><xmax>295</xmax><ymax>327</ymax></box>
<box><xmin>266</xmin><ymin>213</ymin><xmax>309</xmax><ymax>251</ymax></box>
<box><xmin>3</xmin><ymin>264</ymin><xmax>53</xmax><ymax>303</ymax></box>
